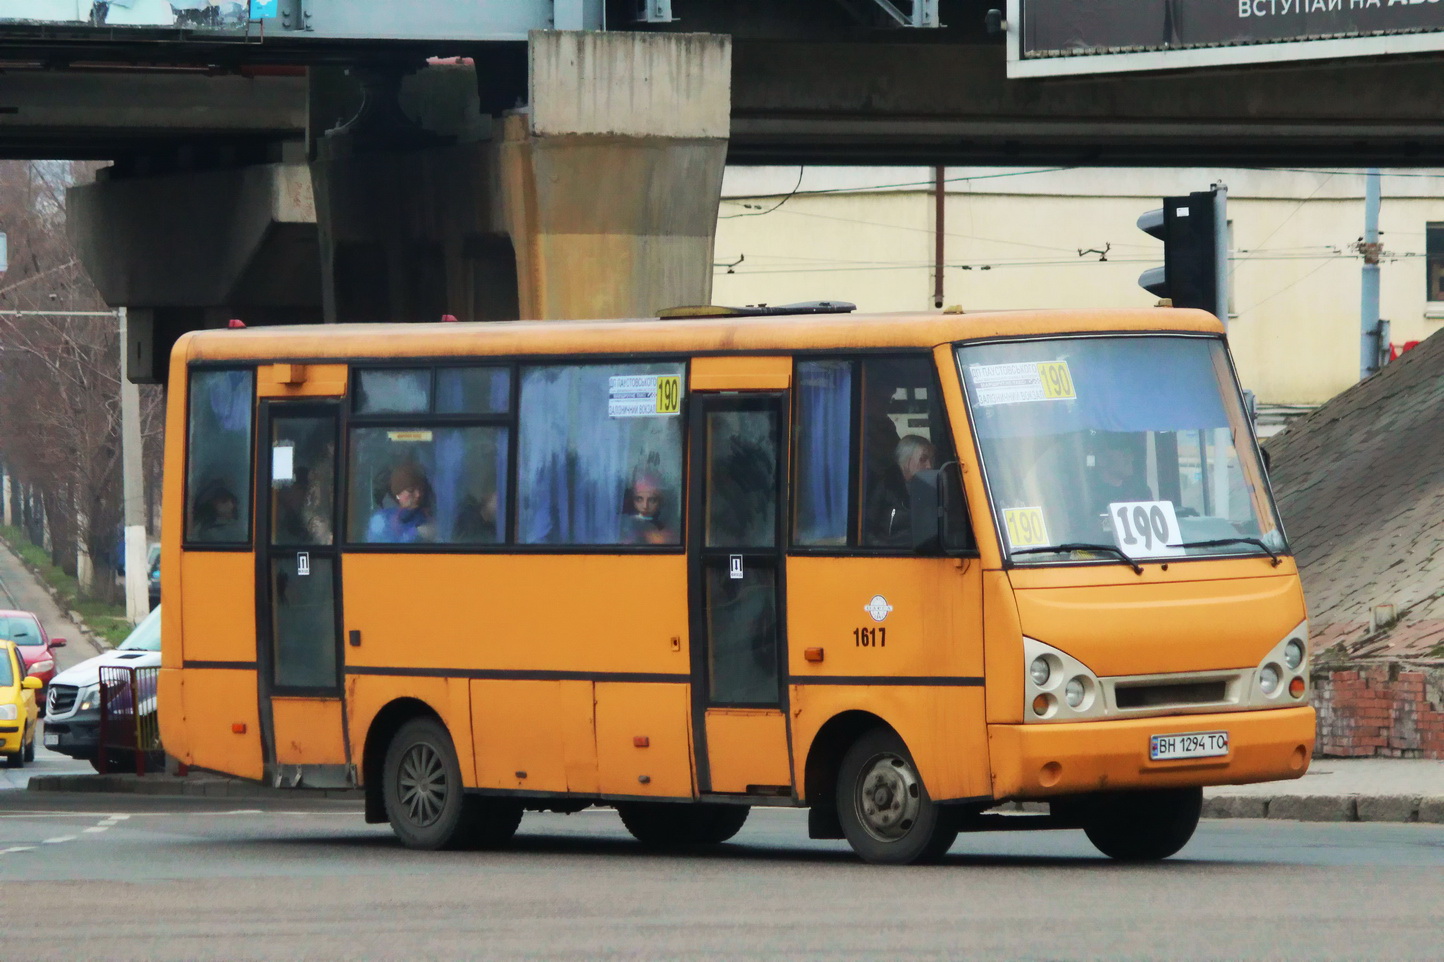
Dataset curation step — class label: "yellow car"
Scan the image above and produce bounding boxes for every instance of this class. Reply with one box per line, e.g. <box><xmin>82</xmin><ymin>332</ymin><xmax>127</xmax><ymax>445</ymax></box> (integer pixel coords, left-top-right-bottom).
<box><xmin>0</xmin><ymin>639</ymin><xmax>41</xmax><ymax>768</ymax></box>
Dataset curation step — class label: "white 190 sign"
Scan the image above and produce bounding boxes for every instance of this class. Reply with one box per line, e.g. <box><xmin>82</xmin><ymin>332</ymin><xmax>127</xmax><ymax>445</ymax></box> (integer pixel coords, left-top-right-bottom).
<box><xmin>1108</xmin><ymin>500</ymin><xmax>1185</xmax><ymax>558</ymax></box>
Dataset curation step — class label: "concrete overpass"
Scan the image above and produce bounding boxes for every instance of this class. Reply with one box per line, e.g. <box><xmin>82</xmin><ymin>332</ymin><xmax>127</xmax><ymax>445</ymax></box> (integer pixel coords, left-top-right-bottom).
<box><xmin>3</xmin><ymin>0</ymin><xmax>1443</xmax><ymax>379</ymax></box>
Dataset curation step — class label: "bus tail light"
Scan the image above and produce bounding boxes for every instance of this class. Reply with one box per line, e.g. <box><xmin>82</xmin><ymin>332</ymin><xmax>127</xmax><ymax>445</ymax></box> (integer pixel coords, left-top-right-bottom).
<box><xmin>1289</xmin><ymin>676</ymin><xmax>1306</xmax><ymax>698</ymax></box>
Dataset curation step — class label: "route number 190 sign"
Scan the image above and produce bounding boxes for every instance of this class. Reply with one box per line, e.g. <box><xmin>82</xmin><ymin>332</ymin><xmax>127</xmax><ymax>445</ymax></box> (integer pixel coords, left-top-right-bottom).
<box><xmin>1108</xmin><ymin>500</ymin><xmax>1185</xmax><ymax>558</ymax></box>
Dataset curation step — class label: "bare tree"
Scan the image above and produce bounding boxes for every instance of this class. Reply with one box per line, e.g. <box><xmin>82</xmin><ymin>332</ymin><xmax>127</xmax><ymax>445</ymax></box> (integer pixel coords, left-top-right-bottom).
<box><xmin>0</xmin><ymin>160</ymin><xmax>164</xmax><ymax>601</ymax></box>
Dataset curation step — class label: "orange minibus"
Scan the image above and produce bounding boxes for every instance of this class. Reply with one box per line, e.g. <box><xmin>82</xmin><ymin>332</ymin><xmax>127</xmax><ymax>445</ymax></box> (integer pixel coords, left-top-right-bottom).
<box><xmin>158</xmin><ymin>304</ymin><xmax>1314</xmax><ymax>863</ymax></box>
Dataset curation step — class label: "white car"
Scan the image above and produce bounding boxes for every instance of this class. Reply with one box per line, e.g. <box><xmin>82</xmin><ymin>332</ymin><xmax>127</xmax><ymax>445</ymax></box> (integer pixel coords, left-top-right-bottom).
<box><xmin>43</xmin><ymin>605</ymin><xmax>161</xmax><ymax>768</ymax></box>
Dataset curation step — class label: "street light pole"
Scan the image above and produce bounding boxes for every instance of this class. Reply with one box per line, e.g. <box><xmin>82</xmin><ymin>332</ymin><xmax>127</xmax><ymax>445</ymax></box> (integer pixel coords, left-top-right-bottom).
<box><xmin>118</xmin><ymin>307</ymin><xmax>148</xmax><ymax>622</ymax></box>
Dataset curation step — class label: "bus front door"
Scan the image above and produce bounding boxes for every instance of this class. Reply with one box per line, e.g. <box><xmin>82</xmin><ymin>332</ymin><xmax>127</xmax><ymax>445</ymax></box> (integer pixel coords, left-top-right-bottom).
<box><xmin>688</xmin><ymin>392</ymin><xmax>794</xmax><ymax>797</ymax></box>
<box><xmin>255</xmin><ymin>400</ymin><xmax>350</xmax><ymax>788</ymax></box>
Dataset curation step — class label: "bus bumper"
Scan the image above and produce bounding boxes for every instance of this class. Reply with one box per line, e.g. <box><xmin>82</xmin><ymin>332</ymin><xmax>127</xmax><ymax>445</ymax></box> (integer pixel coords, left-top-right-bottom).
<box><xmin>988</xmin><ymin>705</ymin><xmax>1316</xmax><ymax>800</ymax></box>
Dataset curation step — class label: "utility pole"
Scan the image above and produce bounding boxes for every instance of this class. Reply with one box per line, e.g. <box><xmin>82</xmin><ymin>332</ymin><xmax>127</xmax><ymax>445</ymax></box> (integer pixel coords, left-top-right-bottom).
<box><xmin>119</xmin><ymin>307</ymin><xmax>148</xmax><ymax>622</ymax></box>
<box><xmin>1360</xmin><ymin>168</ymin><xmax>1382</xmax><ymax>380</ymax></box>
<box><xmin>1212</xmin><ymin>181</ymin><xmax>1229</xmax><ymax>331</ymax></box>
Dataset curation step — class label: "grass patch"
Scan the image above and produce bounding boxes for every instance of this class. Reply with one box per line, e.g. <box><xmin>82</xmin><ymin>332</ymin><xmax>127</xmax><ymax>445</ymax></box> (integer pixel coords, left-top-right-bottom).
<box><xmin>0</xmin><ymin>524</ymin><xmax>131</xmax><ymax>644</ymax></box>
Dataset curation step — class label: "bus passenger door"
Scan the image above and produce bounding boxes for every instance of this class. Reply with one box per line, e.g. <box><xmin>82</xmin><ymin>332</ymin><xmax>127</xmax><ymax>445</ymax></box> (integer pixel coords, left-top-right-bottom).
<box><xmin>256</xmin><ymin>400</ymin><xmax>349</xmax><ymax>787</ymax></box>
<box><xmin>688</xmin><ymin>391</ymin><xmax>794</xmax><ymax>797</ymax></box>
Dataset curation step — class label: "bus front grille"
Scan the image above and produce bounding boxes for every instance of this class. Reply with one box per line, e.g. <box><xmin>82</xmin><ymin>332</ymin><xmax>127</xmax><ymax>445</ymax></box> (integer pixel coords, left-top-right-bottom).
<box><xmin>1113</xmin><ymin>680</ymin><xmax>1230</xmax><ymax>710</ymax></box>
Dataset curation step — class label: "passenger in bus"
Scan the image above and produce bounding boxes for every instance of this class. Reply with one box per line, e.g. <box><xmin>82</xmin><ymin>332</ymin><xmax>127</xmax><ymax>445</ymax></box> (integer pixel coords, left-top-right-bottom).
<box><xmin>193</xmin><ymin>480</ymin><xmax>245</xmax><ymax>541</ymax></box>
<box><xmin>273</xmin><ymin>464</ymin><xmax>333</xmax><ymax>545</ymax></box>
<box><xmin>865</xmin><ymin>435</ymin><xmax>936</xmax><ymax>546</ymax></box>
<box><xmin>367</xmin><ymin>463</ymin><xmax>436</xmax><ymax>544</ymax></box>
<box><xmin>454</xmin><ymin>489</ymin><xmax>502</xmax><ymax>544</ymax></box>
<box><xmin>896</xmin><ymin>435</ymin><xmax>936</xmax><ymax>482</ymax></box>
<box><xmin>620</xmin><ymin>473</ymin><xmax>678</xmax><ymax>545</ymax></box>
<box><xmin>1091</xmin><ymin>434</ymin><xmax>1154</xmax><ymax>518</ymax></box>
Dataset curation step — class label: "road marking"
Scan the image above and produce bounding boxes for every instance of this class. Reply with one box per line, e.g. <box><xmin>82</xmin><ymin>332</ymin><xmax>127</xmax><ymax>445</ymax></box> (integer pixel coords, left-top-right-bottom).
<box><xmin>82</xmin><ymin>826</ymin><xmax>109</xmax><ymax>833</ymax></box>
<box><xmin>42</xmin><ymin>835</ymin><xmax>77</xmax><ymax>844</ymax></box>
<box><xmin>1</xmin><ymin>846</ymin><xmax>36</xmax><ymax>854</ymax></box>
<box><xmin>0</xmin><ymin>812</ymin><xmax>138</xmax><ymax>819</ymax></box>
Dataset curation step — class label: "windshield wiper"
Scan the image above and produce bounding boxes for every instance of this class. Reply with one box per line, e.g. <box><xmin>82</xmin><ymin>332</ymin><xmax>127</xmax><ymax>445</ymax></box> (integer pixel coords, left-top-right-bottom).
<box><xmin>1011</xmin><ymin>543</ymin><xmax>1143</xmax><ymax>575</ymax></box>
<box><xmin>1174</xmin><ymin>538</ymin><xmax>1282</xmax><ymax>566</ymax></box>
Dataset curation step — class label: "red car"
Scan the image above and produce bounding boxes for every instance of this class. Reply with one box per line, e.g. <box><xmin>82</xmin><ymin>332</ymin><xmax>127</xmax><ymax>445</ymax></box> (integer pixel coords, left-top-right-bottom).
<box><xmin>0</xmin><ymin>610</ymin><xmax>67</xmax><ymax>711</ymax></box>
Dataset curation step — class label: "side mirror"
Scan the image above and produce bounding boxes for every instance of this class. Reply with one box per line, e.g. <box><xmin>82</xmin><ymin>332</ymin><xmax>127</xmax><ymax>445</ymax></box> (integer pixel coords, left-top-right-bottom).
<box><xmin>21</xmin><ymin>676</ymin><xmax>42</xmax><ymax>690</ymax></box>
<box><xmin>50</xmin><ymin>638</ymin><xmax>67</xmax><ymax>648</ymax></box>
<box><xmin>908</xmin><ymin>470</ymin><xmax>944</xmax><ymax>554</ymax></box>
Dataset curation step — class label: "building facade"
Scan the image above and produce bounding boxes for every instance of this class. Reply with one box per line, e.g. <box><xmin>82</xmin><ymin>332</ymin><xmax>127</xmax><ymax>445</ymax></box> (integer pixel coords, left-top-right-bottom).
<box><xmin>713</xmin><ymin>166</ymin><xmax>1444</xmax><ymax>410</ymax></box>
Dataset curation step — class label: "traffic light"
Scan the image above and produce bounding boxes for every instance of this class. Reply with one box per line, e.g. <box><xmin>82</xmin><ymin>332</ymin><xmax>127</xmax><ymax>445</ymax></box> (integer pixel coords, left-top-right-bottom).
<box><xmin>1137</xmin><ymin>188</ymin><xmax>1223</xmax><ymax>317</ymax></box>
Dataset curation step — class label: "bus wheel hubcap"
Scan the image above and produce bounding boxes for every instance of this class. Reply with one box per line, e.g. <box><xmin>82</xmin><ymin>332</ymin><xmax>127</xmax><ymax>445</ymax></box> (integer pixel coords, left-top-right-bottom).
<box><xmin>398</xmin><ymin>743</ymin><xmax>448</xmax><ymax>827</ymax></box>
<box><xmin>856</xmin><ymin>753</ymin><xmax>921</xmax><ymax>842</ymax></box>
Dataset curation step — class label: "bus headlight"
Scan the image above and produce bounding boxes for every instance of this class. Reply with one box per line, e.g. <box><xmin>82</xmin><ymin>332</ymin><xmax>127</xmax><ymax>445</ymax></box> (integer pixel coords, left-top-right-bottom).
<box><xmin>1250</xmin><ymin>621</ymin><xmax>1308</xmax><ymax>707</ymax></box>
<box><xmin>1023</xmin><ymin>638</ymin><xmax>1103</xmax><ymax>722</ymax></box>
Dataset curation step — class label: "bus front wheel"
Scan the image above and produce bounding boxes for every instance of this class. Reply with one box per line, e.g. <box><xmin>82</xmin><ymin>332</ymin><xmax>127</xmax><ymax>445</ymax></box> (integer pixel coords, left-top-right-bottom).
<box><xmin>836</xmin><ymin>728</ymin><xmax>957</xmax><ymax>865</ymax></box>
<box><xmin>616</xmin><ymin>802</ymin><xmax>750</xmax><ymax>846</ymax></box>
<box><xmin>383</xmin><ymin>718</ymin><xmax>522</xmax><ymax>850</ymax></box>
<box><xmin>1079</xmin><ymin>787</ymin><xmax>1203</xmax><ymax>861</ymax></box>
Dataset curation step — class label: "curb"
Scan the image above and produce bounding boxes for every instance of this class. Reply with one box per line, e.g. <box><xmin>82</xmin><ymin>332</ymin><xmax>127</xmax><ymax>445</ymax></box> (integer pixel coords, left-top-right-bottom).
<box><xmin>25</xmin><ymin>773</ymin><xmax>362</xmax><ymax>800</ymax></box>
<box><xmin>23</xmin><ymin>775</ymin><xmax>1444</xmax><ymax>823</ymax></box>
<box><xmin>1202</xmin><ymin>793</ymin><xmax>1444</xmax><ymax>823</ymax></box>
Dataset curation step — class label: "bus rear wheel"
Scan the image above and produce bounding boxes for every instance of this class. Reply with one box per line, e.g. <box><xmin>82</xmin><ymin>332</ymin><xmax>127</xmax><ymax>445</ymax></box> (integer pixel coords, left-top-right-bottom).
<box><xmin>836</xmin><ymin>728</ymin><xmax>957</xmax><ymax>865</ymax></box>
<box><xmin>1080</xmin><ymin>787</ymin><xmax>1202</xmax><ymax>861</ymax></box>
<box><xmin>383</xmin><ymin>718</ymin><xmax>522</xmax><ymax>851</ymax></box>
<box><xmin>616</xmin><ymin>802</ymin><xmax>749</xmax><ymax>846</ymax></box>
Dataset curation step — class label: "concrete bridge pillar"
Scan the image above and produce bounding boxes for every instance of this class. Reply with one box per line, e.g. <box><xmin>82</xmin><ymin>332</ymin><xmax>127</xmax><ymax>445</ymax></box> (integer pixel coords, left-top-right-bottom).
<box><xmin>313</xmin><ymin>30</ymin><xmax>731</xmax><ymax>324</ymax></box>
<box><xmin>67</xmin><ymin>156</ymin><xmax>323</xmax><ymax>382</ymax></box>
<box><xmin>498</xmin><ymin>31</ymin><xmax>731</xmax><ymax>319</ymax></box>
<box><xmin>69</xmin><ymin>31</ymin><xmax>731</xmax><ymax>384</ymax></box>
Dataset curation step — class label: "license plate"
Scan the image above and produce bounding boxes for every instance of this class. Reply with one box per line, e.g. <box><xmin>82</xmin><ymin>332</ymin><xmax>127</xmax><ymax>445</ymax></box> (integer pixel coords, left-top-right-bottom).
<box><xmin>1150</xmin><ymin>730</ymin><xmax>1228</xmax><ymax>761</ymax></box>
<box><xmin>43</xmin><ymin>732</ymin><xmax>59</xmax><ymax>747</ymax></box>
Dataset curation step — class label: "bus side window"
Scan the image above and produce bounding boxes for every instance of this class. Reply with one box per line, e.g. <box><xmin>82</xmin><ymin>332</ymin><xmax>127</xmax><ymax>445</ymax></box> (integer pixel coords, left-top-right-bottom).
<box><xmin>858</xmin><ymin>357</ymin><xmax>971</xmax><ymax>552</ymax></box>
<box><xmin>346</xmin><ymin>426</ymin><xmax>510</xmax><ymax>546</ymax></box>
<box><xmin>516</xmin><ymin>363</ymin><xmax>685</xmax><ymax>547</ymax></box>
<box><xmin>186</xmin><ymin>368</ymin><xmax>255</xmax><ymax>545</ymax></box>
<box><xmin>793</xmin><ymin>360</ymin><xmax>853</xmax><ymax>547</ymax></box>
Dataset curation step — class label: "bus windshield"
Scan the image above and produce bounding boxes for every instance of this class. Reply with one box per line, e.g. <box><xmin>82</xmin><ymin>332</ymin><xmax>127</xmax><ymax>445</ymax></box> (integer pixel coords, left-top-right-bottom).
<box><xmin>956</xmin><ymin>335</ymin><xmax>1286</xmax><ymax>566</ymax></box>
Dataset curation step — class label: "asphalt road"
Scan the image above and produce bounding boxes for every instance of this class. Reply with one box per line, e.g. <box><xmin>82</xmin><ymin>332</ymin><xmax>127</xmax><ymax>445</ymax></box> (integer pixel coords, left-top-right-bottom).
<box><xmin>3</xmin><ymin>793</ymin><xmax>1443</xmax><ymax>961</ymax></box>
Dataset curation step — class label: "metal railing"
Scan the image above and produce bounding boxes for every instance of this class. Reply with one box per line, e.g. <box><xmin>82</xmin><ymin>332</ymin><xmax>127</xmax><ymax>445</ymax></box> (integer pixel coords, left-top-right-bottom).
<box><xmin>97</xmin><ymin>665</ymin><xmax>162</xmax><ymax>775</ymax></box>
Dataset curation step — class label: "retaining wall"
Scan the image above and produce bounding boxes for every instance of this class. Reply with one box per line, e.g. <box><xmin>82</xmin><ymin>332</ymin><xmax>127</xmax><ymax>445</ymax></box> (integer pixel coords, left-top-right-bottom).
<box><xmin>1314</xmin><ymin>662</ymin><xmax>1444</xmax><ymax>759</ymax></box>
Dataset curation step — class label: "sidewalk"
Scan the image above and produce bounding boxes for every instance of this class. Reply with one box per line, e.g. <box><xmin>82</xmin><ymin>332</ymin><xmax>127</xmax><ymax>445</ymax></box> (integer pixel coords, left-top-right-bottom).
<box><xmin>23</xmin><ymin>758</ymin><xmax>1444</xmax><ymax>823</ymax></box>
<box><xmin>0</xmin><ymin>536</ymin><xmax>109</xmax><ymax>657</ymax></box>
<box><xmin>1202</xmin><ymin>757</ymin><xmax>1444</xmax><ymax>822</ymax></box>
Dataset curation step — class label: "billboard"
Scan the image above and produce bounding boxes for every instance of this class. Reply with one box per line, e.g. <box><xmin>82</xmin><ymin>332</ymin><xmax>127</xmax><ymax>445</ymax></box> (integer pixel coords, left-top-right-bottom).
<box><xmin>1009</xmin><ymin>0</ymin><xmax>1444</xmax><ymax>77</ymax></box>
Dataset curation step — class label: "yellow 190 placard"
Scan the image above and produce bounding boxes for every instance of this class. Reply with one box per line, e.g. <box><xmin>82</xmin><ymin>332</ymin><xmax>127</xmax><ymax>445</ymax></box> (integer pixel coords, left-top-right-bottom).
<box><xmin>655</xmin><ymin>376</ymin><xmax>681</xmax><ymax>414</ymax></box>
<box><xmin>1036</xmin><ymin>361</ymin><xmax>1075</xmax><ymax>400</ymax></box>
<box><xmin>1003</xmin><ymin>506</ymin><xmax>1050</xmax><ymax>549</ymax></box>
